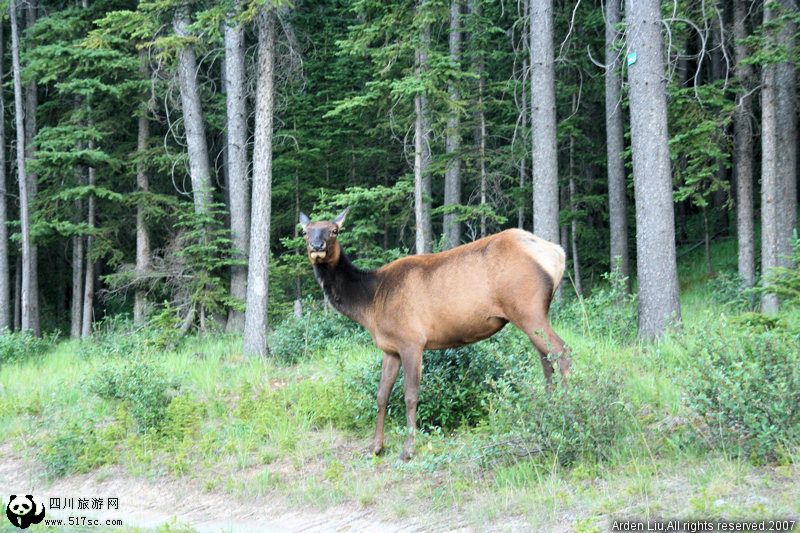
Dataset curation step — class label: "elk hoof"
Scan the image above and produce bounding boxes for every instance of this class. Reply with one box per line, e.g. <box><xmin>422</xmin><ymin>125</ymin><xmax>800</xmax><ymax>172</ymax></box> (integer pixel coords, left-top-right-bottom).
<box><xmin>399</xmin><ymin>448</ymin><xmax>414</xmax><ymax>462</ymax></box>
<box><xmin>372</xmin><ymin>444</ymin><xmax>385</xmax><ymax>456</ymax></box>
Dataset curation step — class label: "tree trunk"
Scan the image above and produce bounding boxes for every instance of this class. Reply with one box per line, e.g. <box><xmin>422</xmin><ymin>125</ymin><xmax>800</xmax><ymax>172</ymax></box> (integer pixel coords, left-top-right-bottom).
<box><xmin>225</xmin><ymin>0</ymin><xmax>250</xmax><ymax>332</ymax></box>
<box><xmin>733</xmin><ymin>0</ymin><xmax>755</xmax><ymax>287</ymax></box>
<box><xmin>243</xmin><ymin>8</ymin><xmax>275</xmax><ymax>357</ymax></box>
<box><xmin>173</xmin><ymin>7</ymin><xmax>214</xmax><ymax>217</ymax></box>
<box><xmin>443</xmin><ymin>0</ymin><xmax>461</xmax><ymax>249</ymax></box>
<box><xmin>81</xmin><ymin>158</ymin><xmax>96</xmax><ymax>337</ymax></box>
<box><xmin>625</xmin><ymin>0</ymin><xmax>681</xmax><ymax>338</ymax></box>
<box><xmin>134</xmin><ymin>53</ymin><xmax>151</xmax><ymax>325</ymax></box>
<box><xmin>529</xmin><ymin>0</ymin><xmax>559</xmax><ymax>244</ymax></box>
<box><xmin>414</xmin><ymin>0</ymin><xmax>432</xmax><ymax>254</ymax></box>
<box><xmin>71</xmin><ymin>235</ymin><xmax>83</xmax><ymax>337</ymax></box>
<box><xmin>13</xmin><ymin>255</ymin><xmax>20</xmax><ymax>331</ymax></box>
<box><xmin>0</xmin><ymin>21</ymin><xmax>9</xmax><ymax>330</ymax></box>
<box><xmin>9</xmin><ymin>0</ymin><xmax>34</xmax><ymax>335</ymax></box>
<box><xmin>518</xmin><ymin>59</ymin><xmax>528</xmax><ymax>230</ymax></box>
<box><xmin>775</xmin><ymin>0</ymin><xmax>797</xmax><ymax>267</ymax></box>
<box><xmin>568</xmin><ymin>107</ymin><xmax>582</xmax><ymax>297</ymax></box>
<box><xmin>24</xmin><ymin>0</ymin><xmax>40</xmax><ymax>336</ymax></box>
<box><xmin>478</xmin><ymin>74</ymin><xmax>487</xmax><ymax>238</ymax></box>
<box><xmin>605</xmin><ymin>0</ymin><xmax>630</xmax><ymax>289</ymax></box>
<box><xmin>761</xmin><ymin>4</ymin><xmax>781</xmax><ymax>314</ymax></box>
<box><xmin>710</xmin><ymin>10</ymin><xmax>729</xmax><ymax>233</ymax></box>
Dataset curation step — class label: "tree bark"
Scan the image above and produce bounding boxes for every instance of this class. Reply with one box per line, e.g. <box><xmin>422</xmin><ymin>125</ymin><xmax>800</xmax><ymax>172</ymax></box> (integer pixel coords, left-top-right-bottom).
<box><xmin>71</xmin><ymin>235</ymin><xmax>83</xmax><ymax>337</ymax></box>
<box><xmin>518</xmin><ymin>60</ymin><xmax>528</xmax><ymax>230</ymax></box>
<box><xmin>761</xmin><ymin>4</ymin><xmax>781</xmax><ymax>314</ymax></box>
<box><xmin>173</xmin><ymin>7</ymin><xmax>214</xmax><ymax>217</ymax></box>
<box><xmin>0</xmin><ymin>21</ymin><xmax>9</xmax><ymax>330</ymax></box>
<box><xmin>568</xmin><ymin>103</ymin><xmax>582</xmax><ymax>297</ymax></box>
<box><xmin>243</xmin><ymin>8</ymin><xmax>275</xmax><ymax>357</ymax></box>
<box><xmin>224</xmin><ymin>1</ymin><xmax>250</xmax><ymax>332</ymax></box>
<box><xmin>443</xmin><ymin>0</ymin><xmax>461</xmax><ymax>249</ymax></box>
<box><xmin>24</xmin><ymin>0</ymin><xmax>40</xmax><ymax>336</ymax></box>
<box><xmin>733</xmin><ymin>0</ymin><xmax>755</xmax><ymax>287</ymax></box>
<box><xmin>81</xmin><ymin>156</ymin><xmax>96</xmax><ymax>337</ymax></box>
<box><xmin>9</xmin><ymin>0</ymin><xmax>34</xmax><ymax>334</ymax></box>
<box><xmin>625</xmin><ymin>0</ymin><xmax>681</xmax><ymax>338</ymax></box>
<box><xmin>530</xmin><ymin>0</ymin><xmax>560</xmax><ymax>298</ymax></box>
<box><xmin>605</xmin><ymin>0</ymin><xmax>630</xmax><ymax>288</ymax></box>
<box><xmin>775</xmin><ymin>0</ymin><xmax>797</xmax><ymax>267</ymax></box>
<box><xmin>13</xmin><ymin>255</ymin><xmax>20</xmax><ymax>331</ymax></box>
<box><xmin>414</xmin><ymin>0</ymin><xmax>433</xmax><ymax>254</ymax></box>
<box><xmin>134</xmin><ymin>52</ymin><xmax>151</xmax><ymax>325</ymax></box>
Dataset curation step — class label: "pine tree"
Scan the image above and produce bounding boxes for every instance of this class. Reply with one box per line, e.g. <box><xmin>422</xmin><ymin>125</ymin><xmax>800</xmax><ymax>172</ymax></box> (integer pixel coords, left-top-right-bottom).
<box><xmin>626</xmin><ymin>0</ymin><xmax>681</xmax><ymax>337</ymax></box>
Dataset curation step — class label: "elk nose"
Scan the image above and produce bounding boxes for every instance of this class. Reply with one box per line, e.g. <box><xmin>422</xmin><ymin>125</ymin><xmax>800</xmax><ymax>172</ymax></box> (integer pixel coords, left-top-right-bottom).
<box><xmin>310</xmin><ymin>241</ymin><xmax>326</xmax><ymax>251</ymax></box>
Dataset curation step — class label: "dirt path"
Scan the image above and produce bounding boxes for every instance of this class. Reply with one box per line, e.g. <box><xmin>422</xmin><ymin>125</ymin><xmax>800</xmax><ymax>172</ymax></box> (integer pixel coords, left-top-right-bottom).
<box><xmin>0</xmin><ymin>447</ymin><xmax>429</xmax><ymax>532</ymax></box>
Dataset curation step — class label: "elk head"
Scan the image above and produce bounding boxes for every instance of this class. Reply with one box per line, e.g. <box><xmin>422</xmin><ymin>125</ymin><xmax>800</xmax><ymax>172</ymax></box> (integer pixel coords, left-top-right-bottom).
<box><xmin>299</xmin><ymin>208</ymin><xmax>349</xmax><ymax>265</ymax></box>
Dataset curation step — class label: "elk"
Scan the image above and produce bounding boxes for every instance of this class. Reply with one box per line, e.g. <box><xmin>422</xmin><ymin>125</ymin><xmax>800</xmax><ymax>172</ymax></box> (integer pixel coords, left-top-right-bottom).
<box><xmin>299</xmin><ymin>208</ymin><xmax>571</xmax><ymax>461</ymax></box>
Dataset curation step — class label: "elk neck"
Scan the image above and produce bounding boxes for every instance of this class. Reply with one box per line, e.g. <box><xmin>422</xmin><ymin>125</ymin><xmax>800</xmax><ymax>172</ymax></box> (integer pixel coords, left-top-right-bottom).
<box><xmin>312</xmin><ymin>245</ymin><xmax>378</xmax><ymax>328</ymax></box>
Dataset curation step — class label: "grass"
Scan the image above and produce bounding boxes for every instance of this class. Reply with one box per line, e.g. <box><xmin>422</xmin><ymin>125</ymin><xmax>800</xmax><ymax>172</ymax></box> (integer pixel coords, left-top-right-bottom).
<box><xmin>1</xmin><ymin>236</ymin><xmax>798</xmax><ymax>531</ymax></box>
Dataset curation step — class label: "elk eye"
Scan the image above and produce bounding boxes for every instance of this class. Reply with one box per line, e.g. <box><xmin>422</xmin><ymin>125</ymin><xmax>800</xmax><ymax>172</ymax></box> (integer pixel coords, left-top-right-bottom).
<box><xmin>300</xmin><ymin>230</ymin><xmax>306</xmax><ymax>236</ymax></box>
<box><xmin>332</xmin><ymin>229</ymin><xmax>339</xmax><ymax>236</ymax></box>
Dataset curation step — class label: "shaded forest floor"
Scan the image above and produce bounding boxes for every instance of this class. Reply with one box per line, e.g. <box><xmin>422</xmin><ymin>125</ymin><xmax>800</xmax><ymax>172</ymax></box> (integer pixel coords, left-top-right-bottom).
<box><xmin>1</xmin><ymin>238</ymin><xmax>799</xmax><ymax>532</ymax></box>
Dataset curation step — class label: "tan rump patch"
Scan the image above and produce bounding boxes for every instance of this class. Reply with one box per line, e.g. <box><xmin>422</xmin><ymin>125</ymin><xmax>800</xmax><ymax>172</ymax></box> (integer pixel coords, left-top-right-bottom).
<box><xmin>516</xmin><ymin>232</ymin><xmax>566</xmax><ymax>291</ymax></box>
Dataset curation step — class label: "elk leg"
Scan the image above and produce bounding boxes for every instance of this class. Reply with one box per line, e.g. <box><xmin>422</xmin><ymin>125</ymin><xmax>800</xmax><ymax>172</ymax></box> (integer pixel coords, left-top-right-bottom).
<box><xmin>510</xmin><ymin>315</ymin><xmax>571</xmax><ymax>386</ymax></box>
<box><xmin>529</xmin><ymin>323</ymin><xmax>571</xmax><ymax>384</ymax></box>
<box><xmin>373</xmin><ymin>352</ymin><xmax>401</xmax><ymax>456</ymax></box>
<box><xmin>399</xmin><ymin>348</ymin><xmax>422</xmax><ymax>461</ymax></box>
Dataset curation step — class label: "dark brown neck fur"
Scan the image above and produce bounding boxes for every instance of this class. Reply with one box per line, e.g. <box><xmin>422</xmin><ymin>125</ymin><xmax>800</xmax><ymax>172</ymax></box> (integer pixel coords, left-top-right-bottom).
<box><xmin>313</xmin><ymin>247</ymin><xmax>378</xmax><ymax>326</ymax></box>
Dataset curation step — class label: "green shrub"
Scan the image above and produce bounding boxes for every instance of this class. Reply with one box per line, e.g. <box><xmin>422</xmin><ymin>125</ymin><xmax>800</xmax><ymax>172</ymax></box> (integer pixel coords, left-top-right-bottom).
<box><xmin>762</xmin><ymin>235</ymin><xmax>800</xmax><ymax>306</ymax></box>
<box><xmin>78</xmin><ymin>315</ymin><xmax>152</xmax><ymax>359</ymax></box>
<box><xmin>0</xmin><ymin>331</ymin><xmax>56</xmax><ymax>365</ymax></box>
<box><xmin>341</xmin><ymin>328</ymin><xmax>532</xmax><ymax>431</ymax></box>
<box><xmin>681</xmin><ymin>323</ymin><xmax>800</xmax><ymax>463</ymax></box>
<box><xmin>709</xmin><ymin>271</ymin><xmax>755</xmax><ymax>311</ymax></box>
<box><xmin>89</xmin><ymin>359</ymin><xmax>180</xmax><ymax>433</ymax></box>
<box><xmin>40</xmin><ymin>421</ymin><xmax>117</xmax><ymax>478</ymax></box>
<box><xmin>485</xmin><ymin>367</ymin><xmax>629</xmax><ymax>466</ymax></box>
<box><xmin>554</xmin><ymin>270</ymin><xmax>637</xmax><ymax>342</ymax></box>
<box><xmin>269</xmin><ymin>303</ymin><xmax>370</xmax><ymax>364</ymax></box>
<box><xmin>162</xmin><ymin>394</ymin><xmax>205</xmax><ymax>441</ymax></box>
<box><xmin>78</xmin><ymin>312</ymin><xmax>186</xmax><ymax>359</ymax></box>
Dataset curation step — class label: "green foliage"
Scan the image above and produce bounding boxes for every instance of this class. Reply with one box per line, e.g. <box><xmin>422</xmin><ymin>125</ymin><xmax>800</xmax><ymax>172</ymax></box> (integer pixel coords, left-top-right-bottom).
<box><xmin>78</xmin><ymin>315</ymin><xmax>152</xmax><ymax>358</ymax></box>
<box><xmin>0</xmin><ymin>332</ymin><xmax>56</xmax><ymax>365</ymax></box>
<box><xmin>341</xmin><ymin>328</ymin><xmax>533</xmax><ymax>431</ymax></box>
<box><xmin>554</xmin><ymin>269</ymin><xmax>637</xmax><ymax>342</ymax></box>
<box><xmin>174</xmin><ymin>202</ymin><xmax>247</xmax><ymax>321</ymax></box>
<box><xmin>89</xmin><ymin>359</ymin><xmax>180</xmax><ymax>433</ymax></box>
<box><xmin>268</xmin><ymin>301</ymin><xmax>371</xmax><ymax>364</ymax></box>
<box><xmin>38</xmin><ymin>416</ymin><xmax>124</xmax><ymax>478</ymax></box>
<box><xmin>681</xmin><ymin>322</ymin><xmax>800</xmax><ymax>464</ymax></box>
<box><xmin>709</xmin><ymin>271</ymin><xmax>756</xmax><ymax>311</ymax></box>
<box><xmin>763</xmin><ymin>235</ymin><xmax>800</xmax><ymax>306</ymax></box>
<box><xmin>485</xmin><ymin>368</ymin><xmax>629</xmax><ymax>466</ymax></box>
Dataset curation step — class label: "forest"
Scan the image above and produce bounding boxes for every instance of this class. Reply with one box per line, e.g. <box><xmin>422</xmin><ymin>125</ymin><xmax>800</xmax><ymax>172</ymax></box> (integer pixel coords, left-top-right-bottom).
<box><xmin>0</xmin><ymin>0</ymin><xmax>798</xmax><ymax>530</ymax></box>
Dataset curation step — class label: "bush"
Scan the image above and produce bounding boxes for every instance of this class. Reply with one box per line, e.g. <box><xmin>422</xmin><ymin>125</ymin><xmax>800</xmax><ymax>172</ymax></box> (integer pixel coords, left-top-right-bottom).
<box><xmin>709</xmin><ymin>271</ymin><xmax>754</xmax><ymax>311</ymax></box>
<box><xmin>269</xmin><ymin>303</ymin><xmax>370</xmax><ymax>364</ymax></box>
<box><xmin>681</xmin><ymin>322</ymin><xmax>800</xmax><ymax>463</ymax></box>
<box><xmin>0</xmin><ymin>331</ymin><xmax>56</xmax><ymax>365</ymax></box>
<box><xmin>554</xmin><ymin>270</ymin><xmax>637</xmax><ymax>342</ymax></box>
<box><xmin>89</xmin><ymin>359</ymin><xmax>180</xmax><ymax>433</ymax></box>
<box><xmin>78</xmin><ymin>312</ymin><xmax>186</xmax><ymax>359</ymax></box>
<box><xmin>78</xmin><ymin>315</ymin><xmax>152</xmax><ymax>359</ymax></box>
<box><xmin>485</xmin><ymin>367</ymin><xmax>629</xmax><ymax>466</ymax></box>
<box><xmin>341</xmin><ymin>328</ymin><xmax>533</xmax><ymax>431</ymax></box>
<box><xmin>40</xmin><ymin>421</ymin><xmax>119</xmax><ymax>478</ymax></box>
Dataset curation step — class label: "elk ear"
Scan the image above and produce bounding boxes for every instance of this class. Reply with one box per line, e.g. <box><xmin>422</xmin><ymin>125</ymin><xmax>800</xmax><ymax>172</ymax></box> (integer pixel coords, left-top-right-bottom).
<box><xmin>299</xmin><ymin>212</ymin><xmax>310</xmax><ymax>230</ymax></box>
<box><xmin>333</xmin><ymin>207</ymin><xmax>350</xmax><ymax>229</ymax></box>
